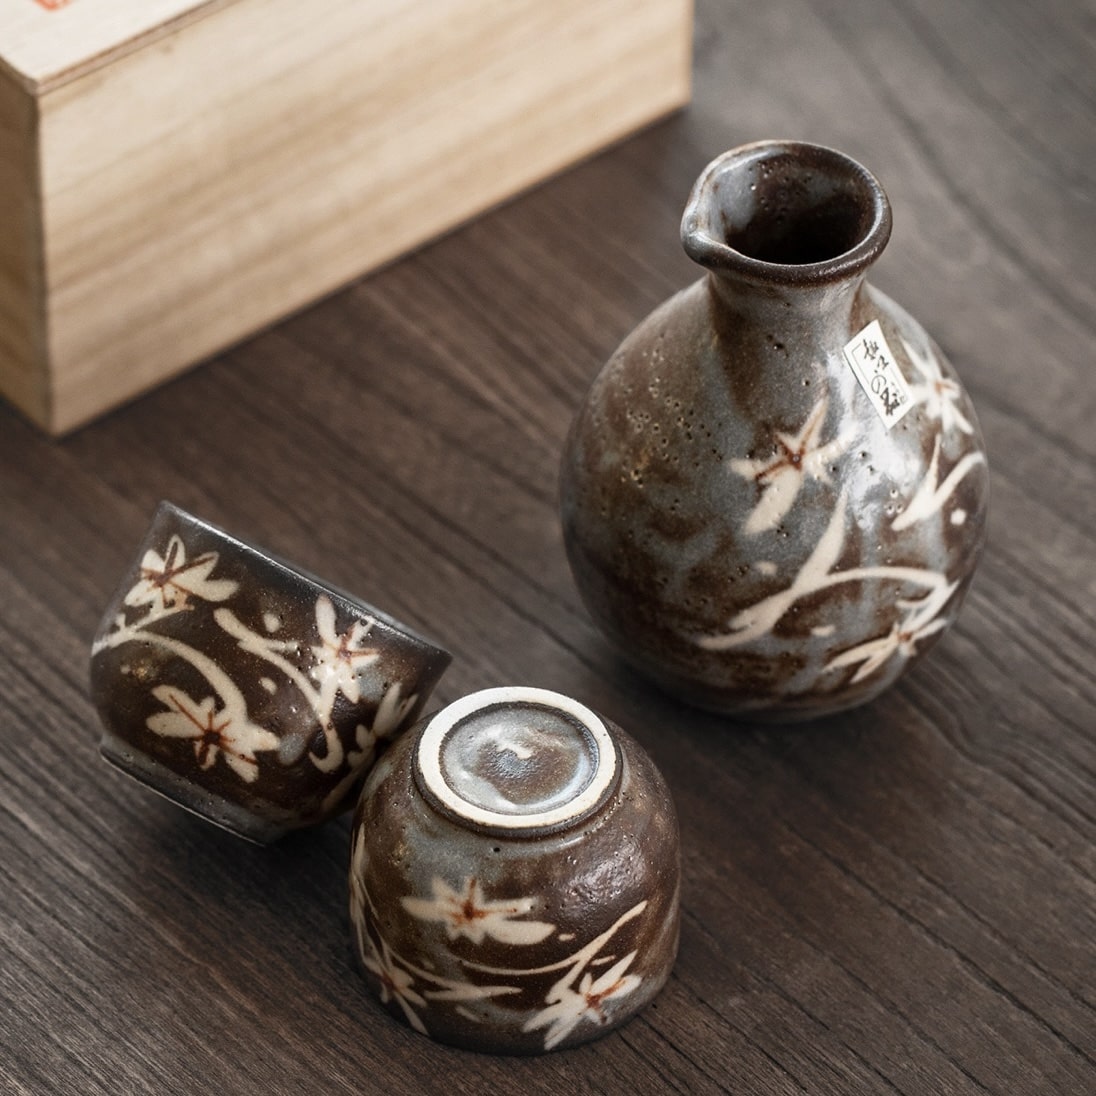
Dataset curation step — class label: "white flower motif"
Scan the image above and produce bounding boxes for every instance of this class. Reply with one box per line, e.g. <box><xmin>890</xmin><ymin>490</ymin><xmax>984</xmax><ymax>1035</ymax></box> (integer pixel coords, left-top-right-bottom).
<box><xmin>699</xmin><ymin>491</ymin><xmax>852</xmax><ymax>649</ymax></box>
<box><xmin>891</xmin><ymin>435</ymin><xmax>986</xmax><ymax>532</ymax></box>
<box><xmin>346</xmin><ymin>723</ymin><xmax>382</xmax><ymax>777</ymax></box>
<box><xmin>124</xmin><ymin>534</ymin><xmax>238</xmax><ymax>611</ymax></box>
<box><xmin>360</xmin><ymin>935</ymin><xmax>428</xmax><ymax>1035</ymax></box>
<box><xmin>523</xmin><ymin>952</ymin><xmax>643</xmax><ymax>1051</ymax></box>
<box><xmin>350</xmin><ymin>830</ymin><xmax>369</xmax><ymax>898</ymax></box>
<box><xmin>320</xmin><ymin>686</ymin><xmax>421</xmax><ymax>814</ymax></box>
<box><xmin>145</xmin><ymin>684</ymin><xmax>279</xmax><ymax>782</ymax></box>
<box><xmin>372</xmin><ymin>681</ymin><xmax>418</xmax><ymax>739</ymax></box>
<box><xmin>402</xmin><ymin>877</ymin><xmax>556</xmax><ymax>946</ymax></box>
<box><xmin>347</xmin><ymin>682</ymin><xmax>418</xmax><ymax>771</ymax></box>
<box><xmin>310</xmin><ymin>595</ymin><xmax>379</xmax><ymax>710</ymax></box>
<box><xmin>825</xmin><ymin>581</ymin><xmax>959</xmax><ymax>683</ymax></box>
<box><xmin>729</xmin><ymin>395</ymin><xmax>854</xmax><ymax>535</ymax></box>
<box><xmin>697</xmin><ymin>491</ymin><xmax>953</xmax><ymax>654</ymax></box>
<box><xmin>902</xmin><ymin>337</ymin><xmax>973</xmax><ymax>435</ymax></box>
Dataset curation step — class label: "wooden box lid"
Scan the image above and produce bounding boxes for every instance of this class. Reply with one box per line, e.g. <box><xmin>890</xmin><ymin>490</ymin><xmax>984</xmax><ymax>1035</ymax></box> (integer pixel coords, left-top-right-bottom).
<box><xmin>1</xmin><ymin>0</ymin><xmax>218</xmax><ymax>90</ymax></box>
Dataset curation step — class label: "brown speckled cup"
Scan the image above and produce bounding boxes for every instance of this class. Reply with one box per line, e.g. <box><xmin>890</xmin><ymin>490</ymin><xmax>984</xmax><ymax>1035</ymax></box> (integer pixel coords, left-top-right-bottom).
<box><xmin>90</xmin><ymin>501</ymin><xmax>451</xmax><ymax>842</ymax></box>
<box><xmin>349</xmin><ymin>686</ymin><xmax>680</xmax><ymax>1054</ymax></box>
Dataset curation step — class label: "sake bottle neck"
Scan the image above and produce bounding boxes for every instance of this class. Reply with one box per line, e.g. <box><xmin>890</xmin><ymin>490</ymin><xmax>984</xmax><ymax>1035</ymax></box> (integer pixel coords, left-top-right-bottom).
<box><xmin>681</xmin><ymin>140</ymin><xmax>892</xmax><ymax>337</ymax></box>
<box><xmin>705</xmin><ymin>266</ymin><xmax>867</xmax><ymax>336</ymax></box>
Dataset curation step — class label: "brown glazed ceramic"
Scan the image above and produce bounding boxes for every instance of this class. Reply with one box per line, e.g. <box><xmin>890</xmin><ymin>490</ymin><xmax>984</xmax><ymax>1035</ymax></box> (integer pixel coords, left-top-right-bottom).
<box><xmin>349</xmin><ymin>686</ymin><xmax>680</xmax><ymax>1054</ymax></box>
<box><xmin>560</xmin><ymin>140</ymin><xmax>989</xmax><ymax>720</ymax></box>
<box><xmin>90</xmin><ymin>501</ymin><xmax>451</xmax><ymax>842</ymax></box>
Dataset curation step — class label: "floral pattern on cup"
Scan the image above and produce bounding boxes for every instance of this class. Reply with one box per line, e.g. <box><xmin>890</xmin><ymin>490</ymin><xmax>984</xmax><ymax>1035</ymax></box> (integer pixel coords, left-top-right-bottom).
<box><xmin>352</xmin><ymin>840</ymin><xmax>652</xmax><ymax>1051</ymax></box>
<box><xmin>90</xmin><ymin>502</ymin><xmax>451</xmax><ymax>842</ymax></box>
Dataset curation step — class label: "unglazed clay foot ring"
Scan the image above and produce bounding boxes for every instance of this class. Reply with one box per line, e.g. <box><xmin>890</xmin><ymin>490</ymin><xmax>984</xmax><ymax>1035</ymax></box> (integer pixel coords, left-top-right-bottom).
<box><xmin>89</xmin><ymin>500</ymin><xmax>452</xmax><ymax>843</ymax></box>
<box><xmin>414</xmin><ymin>686</ymin><xmax>620</xmax><ymax>836</ymax></box>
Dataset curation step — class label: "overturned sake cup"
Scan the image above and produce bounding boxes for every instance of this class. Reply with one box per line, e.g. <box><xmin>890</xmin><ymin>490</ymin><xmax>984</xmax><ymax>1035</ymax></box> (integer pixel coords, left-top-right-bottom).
<box><xmin>349</xmin><ymin>685</ymin><xmax>680</xmax><ymax>1054</ymax></box>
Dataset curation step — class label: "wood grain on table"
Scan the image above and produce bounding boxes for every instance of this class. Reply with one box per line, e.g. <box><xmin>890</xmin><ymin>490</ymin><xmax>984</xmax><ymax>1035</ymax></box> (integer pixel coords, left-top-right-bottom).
<box><xmin>1</xmin><ymin>0</ymin><xmax>1092</xmax><ymax>1092</ymax></box>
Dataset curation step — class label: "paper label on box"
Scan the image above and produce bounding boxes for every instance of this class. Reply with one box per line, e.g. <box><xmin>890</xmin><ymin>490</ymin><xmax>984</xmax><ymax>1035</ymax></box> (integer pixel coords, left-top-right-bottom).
<box><xmin>843</xmin><ymin>320</ymin><xmax>914</xmax><ymax>428</ymax></box>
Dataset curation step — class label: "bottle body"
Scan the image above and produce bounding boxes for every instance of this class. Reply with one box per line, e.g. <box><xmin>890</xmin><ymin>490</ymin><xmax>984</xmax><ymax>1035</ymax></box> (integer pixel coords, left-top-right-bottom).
<box><xmin>560</xmin><ymin>142</ymin><xmax>988</xmax><ymax>720</ymax></box>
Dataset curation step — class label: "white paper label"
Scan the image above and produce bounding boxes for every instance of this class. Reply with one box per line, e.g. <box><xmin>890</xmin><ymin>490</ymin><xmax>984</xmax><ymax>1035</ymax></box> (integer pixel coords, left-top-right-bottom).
<box><xmin>843</xmin><ymin>320</ymin><xmax>913</xmax><ymax>428</ymax></box>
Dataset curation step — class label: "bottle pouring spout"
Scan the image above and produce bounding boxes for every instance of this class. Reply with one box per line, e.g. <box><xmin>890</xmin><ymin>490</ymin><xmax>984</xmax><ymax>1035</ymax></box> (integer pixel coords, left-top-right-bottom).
<box><xmin>680</xmin><ymin>140</ymin><xmax>893</xmax><ymax>291</ymax></box>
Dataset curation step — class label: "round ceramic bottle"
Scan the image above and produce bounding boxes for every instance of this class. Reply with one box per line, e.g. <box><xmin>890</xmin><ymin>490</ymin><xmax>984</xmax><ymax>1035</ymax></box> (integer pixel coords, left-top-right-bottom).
<box><xmin>560</xmin><ymin>140</ymin><xmax>989</xmax><ymax>720</ymax></box>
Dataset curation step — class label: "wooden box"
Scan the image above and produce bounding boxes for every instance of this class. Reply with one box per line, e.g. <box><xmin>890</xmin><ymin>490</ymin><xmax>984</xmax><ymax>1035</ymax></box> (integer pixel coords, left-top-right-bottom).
<box><xmin>0</xmin><ymin>0</ymin><xmax>692</xmax><ymax>434</ymax></box>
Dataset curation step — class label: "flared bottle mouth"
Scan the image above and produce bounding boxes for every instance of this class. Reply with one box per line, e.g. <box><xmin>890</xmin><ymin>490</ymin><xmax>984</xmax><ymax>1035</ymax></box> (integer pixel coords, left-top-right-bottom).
<box><xmin>681</xmin><ymin>140</ymin><xmax>892</xmax><ymax>287</ymax></box>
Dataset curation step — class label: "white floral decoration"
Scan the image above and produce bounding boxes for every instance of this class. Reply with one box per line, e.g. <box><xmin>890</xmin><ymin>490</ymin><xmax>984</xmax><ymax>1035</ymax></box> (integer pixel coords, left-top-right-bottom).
<box><xmin>370</xmin><ymin>681</ymin><xmax>418</xmax><ymax>740</ymax></box>
<box><xmin>402</xmin><ymin>877</ymin><xmax>555</xmax><ymax>946</ymax></box>
<box><xmin>522</xmin><ymin>951</ymin><xmax>643</xmax><ymax>1051</ymax></box>
<box><xmin>349</xmin><ymin>836</ymin><xmax>522</xmax><ymax>1036</ymax></box>
<box><xmin>145</xmin><ymin>685</ymin><xmax>279</xmax><ymax>782</ymax></box>
<box><xmin>729</xmin><ymin>395</ymin><xmax>854</xmax><ymax>535</ymax></box>
<box><xmin>697</xmin><ymin>491</ymin><xmax>956</xmax><ymax>685</ymax></box>
<box><xmin>319</xmin><ymin>683</ymin><xmax>421</xmax><ymax>814</ymax></box>
<box><xmin>891</xmin><ymin>435</ymin><xmax>986</xmax><ymax>532</ymax></box>
<box><xmin>350</xmin><ymin>828</ymin><xmax>653</xmax><ymax>1050</ymax></box>
<box><xmin>902</xmin><ymin>337</ymin><xmax>974</xmax><ymax>435</ymax></box>
<box><xmin>310</xmin><ymin>595</ymin><xmax>380</xmax><ymax>709</ymax></box>
<box><xmin>97</xmin><ymin>533</ymin><xmax>414</xmax><ymax>787</ymax></box>
<box><xmin>215</xmin><ymin>594</ymin><xmax>397</xmax><ymax>775</ymax></box>
<box><xmin>823</xmin><ymin>580</ymin><xmax>958</xmax><ymax>683</ymax></box>
<box><xmin>360</xmin><ymin>935</ymin><xmax>429</xmax><ymax>1035</ymax></box>
<box><xmin>124</xmin><ymin>534</ymin><xmax>238</xmax><ymax>611</ymax></box>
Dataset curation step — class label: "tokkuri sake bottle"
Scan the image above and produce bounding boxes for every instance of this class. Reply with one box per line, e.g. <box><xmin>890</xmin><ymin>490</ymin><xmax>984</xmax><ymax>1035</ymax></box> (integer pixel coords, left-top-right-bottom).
<box><xmin>560</xmin><ymin>140</ymin><xmax>989</xmax><ymax>720</ymax></box>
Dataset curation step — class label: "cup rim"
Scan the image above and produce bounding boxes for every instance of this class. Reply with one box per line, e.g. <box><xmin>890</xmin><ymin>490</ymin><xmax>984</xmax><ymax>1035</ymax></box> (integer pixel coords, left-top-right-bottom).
<box><xmin>151</xmin><ymin>500</ymin><xmax>451</xmax><ymax>661</ymax></box>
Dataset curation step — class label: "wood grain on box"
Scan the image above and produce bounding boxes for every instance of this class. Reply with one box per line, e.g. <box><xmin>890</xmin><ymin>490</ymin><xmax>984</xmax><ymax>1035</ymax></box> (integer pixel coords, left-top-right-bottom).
<box><xmin>0</xmin><ymin>0</ymin><xmax>692</xmax><ymax>433</ymax></box>
<box><xmin>0</xmin><ymin>65</ymin><xmax>44</xmax><ymax>423</ymax></box>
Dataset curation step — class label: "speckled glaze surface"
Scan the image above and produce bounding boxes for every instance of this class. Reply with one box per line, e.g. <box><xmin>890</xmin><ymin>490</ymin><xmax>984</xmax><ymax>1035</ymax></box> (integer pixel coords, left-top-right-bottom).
<box><xmin>349</xmin><ymin>686</ymin><xmax>680</xmax><ymax>1054</ymax></box>
<box><xmin>560</xmin><ymin>141</ymin><xmax>989</xmax><ymax>720</ymax></box>
<box><xmin>90</xmin><ymin>502</ymin><xmax>451</xmax><ymax>842</ymax></box>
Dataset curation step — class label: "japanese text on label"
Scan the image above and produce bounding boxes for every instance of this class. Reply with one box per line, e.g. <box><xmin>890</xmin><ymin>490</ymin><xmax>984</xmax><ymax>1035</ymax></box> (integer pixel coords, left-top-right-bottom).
<box><xmin>843</xmin><ymin>319</ymin><xmax>913</xmax><ymax>428</ymax></box>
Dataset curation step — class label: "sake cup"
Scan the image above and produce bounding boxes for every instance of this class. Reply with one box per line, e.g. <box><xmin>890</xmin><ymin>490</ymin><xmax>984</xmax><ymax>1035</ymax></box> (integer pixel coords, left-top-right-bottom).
<box><xmin>90</xmin><ymin>501</ymin><xmax>451</xmax><ymax>843</ymax></box>
<box><xmin>348</xmin><ymin>685</ymin><xmax>680</xmax><ymax>1054</ymax></box>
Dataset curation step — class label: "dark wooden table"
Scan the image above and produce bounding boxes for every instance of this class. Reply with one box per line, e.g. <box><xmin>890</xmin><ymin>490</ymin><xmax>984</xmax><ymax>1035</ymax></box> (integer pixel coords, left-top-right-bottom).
<box><xmin>2</xmin><ymin>1</ymin><xmax>1093</xmax><ymax>1092</ymax></box>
